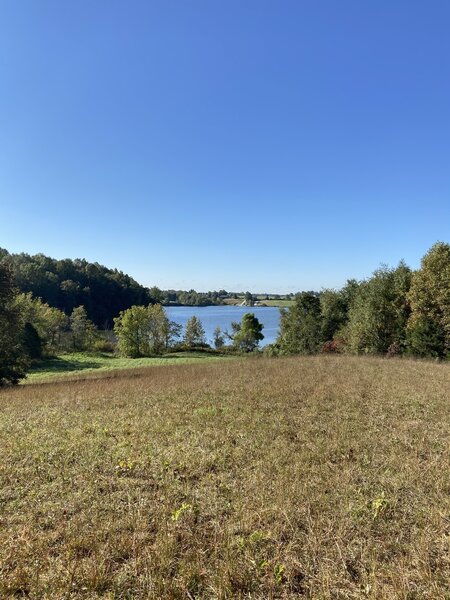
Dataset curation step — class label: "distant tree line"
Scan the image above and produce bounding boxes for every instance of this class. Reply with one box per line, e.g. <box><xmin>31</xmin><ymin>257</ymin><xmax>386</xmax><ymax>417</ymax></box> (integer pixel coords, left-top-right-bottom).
<box><xmin>272</xmin><ymin>242</ymin><xmax>450</xmax><ymax>360</ymax></box>
<box><xmin>0</xmin><ymin>250</ymin><xmax>247</xmax><ymax>326</ymax></box>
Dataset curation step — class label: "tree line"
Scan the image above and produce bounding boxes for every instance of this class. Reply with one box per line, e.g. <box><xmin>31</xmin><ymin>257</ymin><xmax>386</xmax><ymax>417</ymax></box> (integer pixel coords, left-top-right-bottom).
<box><xmin>272</xmin><ymin>242</ymin><xmax>450</xmax><ymax>359</ymax></box>
<box><xmin>1</xmin><ymin>241</ymin><xmax>449</xmax><ymax>385</ymax></box>
<box><xmin>0</xmin><ymin>260</ymin><xmax>265</xmax><ymax>385</ymax></box>
<box><xmin>0</xmin><ymin>249</ymin><xmax>152</xmax><ymax>328</ymax></box>
<box><xmin>0</xmin><ymin>249</ymin><xmax>241</xmax><ymax>326</ymax></box>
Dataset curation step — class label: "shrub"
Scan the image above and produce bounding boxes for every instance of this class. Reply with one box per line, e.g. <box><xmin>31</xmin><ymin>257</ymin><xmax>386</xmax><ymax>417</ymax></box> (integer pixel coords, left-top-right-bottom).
<box><xmin>92</xmin><ymin>338</ymin><xmax>116</xmax><ymax>353</ymax></box>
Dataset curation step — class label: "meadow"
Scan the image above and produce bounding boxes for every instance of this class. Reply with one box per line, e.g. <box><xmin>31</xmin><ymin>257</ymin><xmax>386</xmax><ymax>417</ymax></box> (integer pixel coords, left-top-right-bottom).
<box><xmin>26</xmin><ymin>352</ymin><xmax>231</xmax><ymax>383</ymax></box>
<box><xmin>0</xmin><ymin>355</ymin><xmax>449</xmax><ymax>598</ymax></box>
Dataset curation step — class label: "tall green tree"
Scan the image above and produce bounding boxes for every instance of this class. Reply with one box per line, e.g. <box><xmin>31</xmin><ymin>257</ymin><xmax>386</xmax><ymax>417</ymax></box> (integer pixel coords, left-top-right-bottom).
<box><xmin>183</xmin><ymin>316</ymin><xmax>206</xmax><ymax>347</ymax></box>
<box><xmin>70</xmin><ymin>305</ymin><xmax>98</xmax><ymax>351</ymax></box>
<box><xmin>277</xmin><ymin>292</ymin><xmax>323</xmax><ymax>355</ymax></box>
<box><xmin>15</xmin><ymin>292</ymin><xmax>67</xmax><ymax>353</ymax></box>
<box><xmin>114</xmin><ymin>304</ymin><xmax>172</xmax><ymax>357</ymax></box>
<box><xmin>0</xmin><ymin>263</ymin><xmax>28</xmax><ymax>385</ymax></box>
<box><xmin>231</xmin><ymin>312</ymin><xmax>264</xmax><ymax>352</ymax></box>
<box><xmin>407</xmin><ymin>242</ymin><xmax>450</xmax><ymax>357</ymax></box>
<box><xmin>344</xmin><ymin>262</ymin><xmax>412</xmax><ymax>354</ymax></box>
<box><xmin>213</xmin><ymin>326</ymin><xmax>225</xmax><ymax>349</ymax></box>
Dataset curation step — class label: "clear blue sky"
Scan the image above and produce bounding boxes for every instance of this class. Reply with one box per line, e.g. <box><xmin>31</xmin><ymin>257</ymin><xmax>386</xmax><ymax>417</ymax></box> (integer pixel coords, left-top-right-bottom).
<box><xmin>1</xmin><ymin>1</ymin><xmax>449</xmax><ymax>293</ymax></box>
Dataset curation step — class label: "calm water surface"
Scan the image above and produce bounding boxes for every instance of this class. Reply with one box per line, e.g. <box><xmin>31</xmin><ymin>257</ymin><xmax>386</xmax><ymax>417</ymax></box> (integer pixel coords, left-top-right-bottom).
<box><xmin>165</xmin><ymin>306</ymin><xmax>281</xmax><ymax>347</ymax></box>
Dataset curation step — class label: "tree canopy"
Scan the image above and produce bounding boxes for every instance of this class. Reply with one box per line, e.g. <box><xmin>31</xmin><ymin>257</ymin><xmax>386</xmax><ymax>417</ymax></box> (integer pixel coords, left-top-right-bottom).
<box><xmin>114</xmin><ymin>304</ymin><xmax>179</xmax><ymax>357</ymax></box>
<box><xmin>0</xmin><ymin>263</ymin><xmax>28</xmax><ymax>385</ymax></box>
<box><xmin>0</xmin><ymin>249</ymin><xmax>152</xmax><ymax>327</ymax></box>
<box><xmin>231</xmin><ymin>313</ymin><xmax>264</xmax><ymax>352</ymax></box>
<box><xmin>183</xmin><ymin>316</ymin><xmax>207</xmax><ymax>347</ymax></box>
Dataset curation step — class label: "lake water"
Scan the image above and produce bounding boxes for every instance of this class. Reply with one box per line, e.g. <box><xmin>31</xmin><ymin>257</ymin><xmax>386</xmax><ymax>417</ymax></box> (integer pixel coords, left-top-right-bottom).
<box><xmin>165</xmin><ymin>305</ymin><xmax>281</xmax><ymax>347</ymax></box>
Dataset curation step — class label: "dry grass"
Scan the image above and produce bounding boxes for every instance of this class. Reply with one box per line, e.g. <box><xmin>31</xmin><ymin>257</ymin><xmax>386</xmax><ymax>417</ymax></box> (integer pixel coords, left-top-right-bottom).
<box><xmin>0</xmin><ymin>355</ymin><xmax>449</xmax><ymax>599</ymax></box>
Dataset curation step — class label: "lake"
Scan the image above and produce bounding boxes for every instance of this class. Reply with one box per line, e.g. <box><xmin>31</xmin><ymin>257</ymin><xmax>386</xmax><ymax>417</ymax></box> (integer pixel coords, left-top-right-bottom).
<box><xmin>165</xmin><ymin>305</ymin><xmax>281</xmax><ymax>347</ymax></box>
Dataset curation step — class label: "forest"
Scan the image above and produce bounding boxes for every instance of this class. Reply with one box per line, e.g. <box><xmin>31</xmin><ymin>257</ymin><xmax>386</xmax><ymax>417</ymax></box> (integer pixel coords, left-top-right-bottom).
<box><xmin>0</xmin><ymin>248</ymin><xmax>234</xmax><ymax>327</ymax></box>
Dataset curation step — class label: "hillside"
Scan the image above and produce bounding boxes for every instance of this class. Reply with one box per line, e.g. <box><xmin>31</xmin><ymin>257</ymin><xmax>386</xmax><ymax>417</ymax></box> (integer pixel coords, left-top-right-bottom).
<box><xmin>0</xmin><ymin>248</ymin><xmax>151</xmax><ymax>327</ymax></box>
<box><xmin>0</xmin><ymin>355</ymin><xmax>449</xmax><ymax>598</ymax></box>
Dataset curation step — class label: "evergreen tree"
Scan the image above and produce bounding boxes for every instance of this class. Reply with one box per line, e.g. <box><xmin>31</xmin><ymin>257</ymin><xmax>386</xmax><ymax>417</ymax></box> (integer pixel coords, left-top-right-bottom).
<box><xmin>406</xmin><ymin>317</ymin><xmax>446</xmax><ymax>358</ymax></box>
<box><xmin>277</xmin><ymin>292</ymin><xmax>322</xmax><ymax>355</ymax></box>
<box><xmin>70</xmin><ymin>305</ymin><xmax>98</xmax><ymax>351</ymax></box>
<box><xmin>183</xmin><ymin>316</ymin><xmax>206</xmax><ymax>347</ymax></box>
<box><xmin>22</xmin><ymin>322</ymin><xmax>43</xmax><ymax>359</ymax></box>
<box><xmin>15</xmin><ymin>292</ymin><xmax>68</xmax><ymax>353</ymax></box>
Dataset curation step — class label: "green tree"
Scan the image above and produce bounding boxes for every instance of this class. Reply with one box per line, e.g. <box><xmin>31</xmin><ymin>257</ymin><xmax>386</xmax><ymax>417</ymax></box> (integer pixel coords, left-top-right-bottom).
<box><xmin>407</xmin><ymin>242</ymin><xmax>450</xmax><ymax>357</ymax></box>
<box><xmin>344</xmin><ymin>262</ymin><xmax>412</xmax><ymax>354</ymax></box>
<box><xmin>277</xmin><ymin>292</ymin><xmax>323</xmax><ymax>355</ymax></box>
<box><xmin>320</xmin><ymin>288</ymin><xmax>349</xmax><ymax>342</ymax></box>
<box><xmin>231</xmin><ymin>312</ymin><xmax>264</xmax><ymax>352</ymax></box>
<box><xmin>15</xmin><ymin>292</ymin><xmax>68</xmax><ymax>353</ymax></box>
<box><xmin>22</xmin><ymin>322</ymin><xmax>43</xmax><ymax>359</ymax></box>
<box><xmin>149</xmin><ymin>286</ymin><xmax>164</xmax><ymax>304</ymax></box>
<box><xmin>114</xmin><ymin>304</ymin><xmax>170</xmax><ymax>357</ymax></box>
<box><xmin>406</xmin><ymin>316</ymin><xmax>446</xmax><ymax>358</ymax></box>
<box><xmin>183</xmin><ymin>316</ymin><xmax>206</xmax><ymax>347</ymax></box>
<box><xmin>0</xmin><ymin>263</ymin><xmax>28</xmax><ymax>385</ymax></box>
<box><xmin>244</xmin><ymin>291</ymin><xmax>254</xmax><ymax>306</ymax></box>
<box><xmin>164</xmin><ymin>320</ymin><xmax>182</xmax><ymax>348</ymax></box>
<box><xmin>70</xmin><ymin>305</ymin><xmax>98</xmax><ymax>351</ymax></box>
<box><xmin>213</xmin><ymin>326</ymin><xmax>225</xmax><ymax>349</ymax></box>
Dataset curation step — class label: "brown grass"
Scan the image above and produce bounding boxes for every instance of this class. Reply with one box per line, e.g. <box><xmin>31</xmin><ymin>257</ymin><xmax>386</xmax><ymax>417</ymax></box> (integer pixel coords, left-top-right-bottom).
<box><xmin>0</xmin><ymin>355</ymin><xmax>449</xmax><ymax>599</ymax></box>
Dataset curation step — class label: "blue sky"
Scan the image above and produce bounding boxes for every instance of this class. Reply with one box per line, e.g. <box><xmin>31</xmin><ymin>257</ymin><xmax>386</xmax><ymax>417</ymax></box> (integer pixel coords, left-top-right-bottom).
<box><xmin>1</xmin><ymin>1</ymin><xmax>449</xmax><ymax>292</ymax></box>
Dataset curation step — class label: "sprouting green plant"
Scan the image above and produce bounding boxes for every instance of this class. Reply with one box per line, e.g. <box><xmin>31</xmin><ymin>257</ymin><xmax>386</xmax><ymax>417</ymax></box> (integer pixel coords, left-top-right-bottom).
<box><xmin>371</xmin><ymin>491</ymin><xmax>388</xmax><ymax>518</ymax></box>
<box><xmin>171</xmin><ymin>502</ymin><xmax>192</xmax><ymax>522</ymax></box>
<box><xmin>248</xmin><ymin>530</ymin><xmax>269</xmax><ymax>545</ymax></box>
<box><xmin>193</xmin><ymin>406</ymin><xmax>219</xmax><ymax>417</ymax></box>
<box><xmin>274</xmin><ymin>563</ymin><xmax>285</xmax><ymax>583</ymax></box>
<box><xmin>115</xmin><ymin>459</ymin><xmax>134</xmax><ymax>473</ymax></box>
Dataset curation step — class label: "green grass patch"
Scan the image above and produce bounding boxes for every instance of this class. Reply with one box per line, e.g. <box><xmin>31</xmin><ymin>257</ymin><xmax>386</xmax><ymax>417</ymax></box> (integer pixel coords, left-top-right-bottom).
<box><xmin>26</xmin><ymin>351</ymin><xmax>232</xmax><ymax>382</ymax></box>
<box><xmin>257</xmin><ymin>299</ymin><xmax>294</xmax><ymax>307</ymax></box>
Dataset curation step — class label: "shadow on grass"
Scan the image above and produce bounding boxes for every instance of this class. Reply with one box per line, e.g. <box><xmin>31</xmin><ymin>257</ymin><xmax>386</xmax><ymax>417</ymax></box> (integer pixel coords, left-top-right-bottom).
<box><xmin>30</xmin><ymin>357</ymin><xmax>103</xmax><ymax>374</ymax></box>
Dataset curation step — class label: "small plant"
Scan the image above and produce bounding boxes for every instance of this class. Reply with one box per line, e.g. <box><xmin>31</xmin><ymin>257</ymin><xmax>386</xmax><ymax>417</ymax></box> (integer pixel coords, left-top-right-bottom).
<box><xmin>274</xmin><ymin>563</ymin><xmax>285</xmax><ymax>584</ymax></box>
<box><xmin>248</xmin><ymin>530</ymin><xmax>269</xmax><ymax>545</ymax></box>
<box><xmin>171</xmin><ymin>502</ymin><xmax>192</xmax><ymax>522</ymax></box>
<box><xmin>115</xmin><ymin>459</ymin><xmax>134</xmax><ymax>473</ymax></box>
<box><xmin>371</xmin><ymin>491</ymin><xmax>388</xmax><ymax>519</ymax></box>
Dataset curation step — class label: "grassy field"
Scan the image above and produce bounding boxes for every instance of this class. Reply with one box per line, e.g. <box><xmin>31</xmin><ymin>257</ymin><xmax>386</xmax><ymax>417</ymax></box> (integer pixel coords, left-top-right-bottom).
<box><xmin>257</xmin><ymin>299</ymin><xmax>294</xmax><ymax>308</ymax></box>
<box><xmin>26</xmin><ymin>351</ymin><xmax>232</xmax><ymax>383</ymax></box>
<box><xmin>0</xmin><ymin>355</ymin><xmax>449</xmax><ymax>598</ymax></box>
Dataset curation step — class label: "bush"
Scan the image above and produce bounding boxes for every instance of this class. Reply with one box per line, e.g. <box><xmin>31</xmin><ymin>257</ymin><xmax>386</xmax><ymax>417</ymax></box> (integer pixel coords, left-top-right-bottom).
<box><xmin>386</xmin><ymin>341</ymin><xmax>403</xmax><ymax>358</ymax></box>
<box><xmin>263</xmin><ymin>343</ymin><xmax>280</xmax><ymax>357</ymax></box>
<box><xmin>92</xmin><ymin>338</ymin><xmax>116</xmax><ymax>353</ymax></box>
